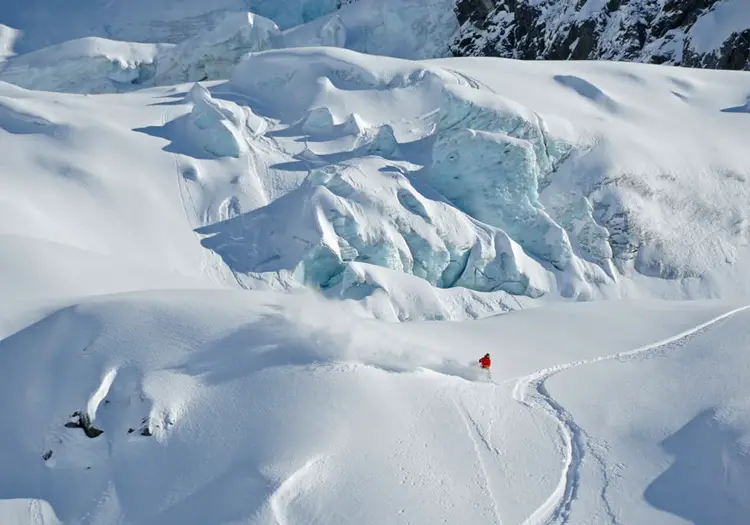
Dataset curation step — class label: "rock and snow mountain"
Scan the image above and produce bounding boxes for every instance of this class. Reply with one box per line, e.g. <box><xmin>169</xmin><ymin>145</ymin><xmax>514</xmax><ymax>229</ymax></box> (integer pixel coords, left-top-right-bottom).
<box><xmin>452</xmin><ymin>0</ymin><xmax>750</xmax><ymax>70</ymax></box>
<box><xmin>2</xmin><ymin>1</ymin><xmax>750</xmax><ymax>524</ymax></box>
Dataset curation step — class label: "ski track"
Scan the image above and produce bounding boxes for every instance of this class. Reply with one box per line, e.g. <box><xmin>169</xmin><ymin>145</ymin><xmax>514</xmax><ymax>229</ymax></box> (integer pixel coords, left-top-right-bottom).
<box><xmin>513</xmin><ymin>304</ymin><xmax>750</xmax><ymax>525</ymax></box>
<box><xmin>269</xmin><ymin>455</ymin><xmax>323</xmax><ymax>525</ymax></box>
<box><xmin>454</xmin><ymin>395</ymin><xmax>504</xmax><ymax>525</ymax></box>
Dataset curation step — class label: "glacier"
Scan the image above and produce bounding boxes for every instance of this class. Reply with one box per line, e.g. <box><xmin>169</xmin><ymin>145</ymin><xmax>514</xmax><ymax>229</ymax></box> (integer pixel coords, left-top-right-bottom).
<box><xmin>2</xmin><ymin>2</ymin><xmax>750</xmax><ymax>525</ymax></box>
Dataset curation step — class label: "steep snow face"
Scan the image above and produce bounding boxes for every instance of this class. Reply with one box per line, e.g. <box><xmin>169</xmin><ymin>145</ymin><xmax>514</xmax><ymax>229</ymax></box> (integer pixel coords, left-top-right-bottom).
<box><xmin>452</xmin><ymin>0</ymin><xmax>750</xmax><ymax>71</ymax></box>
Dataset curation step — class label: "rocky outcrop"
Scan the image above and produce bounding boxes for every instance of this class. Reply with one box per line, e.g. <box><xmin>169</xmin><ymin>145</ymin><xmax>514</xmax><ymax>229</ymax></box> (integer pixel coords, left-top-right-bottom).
<box><xmin>451</xmin><ymin>0</ymin><xmax>750</xmax><ymax>71</ymax></box>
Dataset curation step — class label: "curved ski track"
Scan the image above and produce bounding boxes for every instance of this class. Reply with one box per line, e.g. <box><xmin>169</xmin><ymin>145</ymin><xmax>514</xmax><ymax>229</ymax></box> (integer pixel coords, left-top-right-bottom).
<box><xmin>269</xmin><ymin>455</ymin><xmax>324</xmax><ymax>525</ymax></box>
<box><xmin>512</xmin><ymin>305</ymin><xmax>750</xmax><ymax>525</ymax></box>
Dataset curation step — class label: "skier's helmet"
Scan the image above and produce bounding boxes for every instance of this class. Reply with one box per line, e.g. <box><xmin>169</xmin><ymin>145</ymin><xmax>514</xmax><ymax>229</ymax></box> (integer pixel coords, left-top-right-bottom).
<box><xmin>484</xmin><ymin>353</ymin><xmax>490</xmax><ymax>357</ymax></box>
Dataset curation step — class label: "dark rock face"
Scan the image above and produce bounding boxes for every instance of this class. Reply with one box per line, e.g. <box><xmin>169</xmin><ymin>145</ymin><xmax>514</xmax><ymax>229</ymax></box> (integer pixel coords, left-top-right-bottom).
<box><xmin>451</xmin><ymin>0</ymin><xmax>750</xmax><ymax>71</ymax></box>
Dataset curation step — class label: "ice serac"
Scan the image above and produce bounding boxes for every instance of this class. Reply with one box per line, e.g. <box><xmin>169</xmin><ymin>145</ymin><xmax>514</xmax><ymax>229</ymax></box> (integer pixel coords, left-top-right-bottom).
<box><xmin>0</xmin><ymin>12</ymin><xmax>280</xmax><ymax>94</ymax></box>
<box><xmin>154</xmin><ymin>12</ymin><xmax>280</xmax><ymax>85</ymax></box>
<box><xmin>183</xmin><ymin>83</ymin><xmax>246</xmax><ymax>158</ymax></box>
<box><xmin>300</xmin><ymin>106</ymin><xmax>337</xmax><ymax>134</ymax></box>
<box><xmin>0</xmin><ymin>24</ymin><xmax>20</xmax><ymax>61</ymax></box>
<box><xmin>278</xmin><ymin>0</ymin><xmax>459</xmax><ymax>60</ymax></box>
<box><xmin>197</xmin><ymin>157</ymin><xmax>551</xmax><ymax>300</ymax></box>
<box><xmin>428</xmin><ymin>84</ymin><xmax>574</xmax><ymax>270</ymax></box>
<box><xmin>0</xmin><ymin>37</ymin><xmax>165</xmax><ymax>93</ymax></box>
<box><xmin>430</xmin><ymin>128</ymin><xmax>571</xmax><ymax>269</ymax></box>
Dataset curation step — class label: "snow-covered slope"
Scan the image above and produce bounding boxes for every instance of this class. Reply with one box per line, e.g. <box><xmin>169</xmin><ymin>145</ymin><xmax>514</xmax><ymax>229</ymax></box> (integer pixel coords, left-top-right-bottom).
<box><xmin>2</xmin><ymin>289</ymin><xmax>749</xmax><ymax>524</ymax></box>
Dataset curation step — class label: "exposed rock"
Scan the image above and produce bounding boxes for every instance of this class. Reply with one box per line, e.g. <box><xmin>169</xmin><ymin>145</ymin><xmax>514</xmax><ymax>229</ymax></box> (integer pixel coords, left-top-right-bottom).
<box><xmin>64</xmin><ymin>410</ymin><xmax>104</xmax><ymax>438</ymax></box>
<box><xmin>451</xmin><ymin>0</ymin><xmax>750</xmax><ymax>71</ymax></box>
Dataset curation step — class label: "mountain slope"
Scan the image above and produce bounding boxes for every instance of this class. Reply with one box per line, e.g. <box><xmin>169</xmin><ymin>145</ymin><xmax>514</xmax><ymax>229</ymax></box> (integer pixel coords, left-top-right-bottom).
<box><xmin>452</xmin><ymin>0</ymin><xmax>750</xmax><ymax>70</ymax></box>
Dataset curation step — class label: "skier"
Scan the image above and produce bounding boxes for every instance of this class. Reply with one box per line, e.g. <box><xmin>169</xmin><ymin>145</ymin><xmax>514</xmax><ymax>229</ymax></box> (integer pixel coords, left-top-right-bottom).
<box><xmin>478</xmin><ymin>353</ymin><xmax>491</xmax><ymax>370</ymax></box>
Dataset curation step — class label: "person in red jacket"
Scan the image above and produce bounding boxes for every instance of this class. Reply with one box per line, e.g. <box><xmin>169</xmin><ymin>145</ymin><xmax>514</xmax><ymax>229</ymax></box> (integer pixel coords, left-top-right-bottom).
<box><xmin>478</xmin><ymin>353</ymin><xmax>491</xmax><ymax>369</ymax></box>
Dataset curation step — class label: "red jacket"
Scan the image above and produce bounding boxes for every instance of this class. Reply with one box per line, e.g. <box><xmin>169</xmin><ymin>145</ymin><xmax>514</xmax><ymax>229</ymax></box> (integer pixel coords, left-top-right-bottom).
<box><xmin>479</xmin><ymin>355</ymin><xmax>491</xmax><ymax>369</ymax></box>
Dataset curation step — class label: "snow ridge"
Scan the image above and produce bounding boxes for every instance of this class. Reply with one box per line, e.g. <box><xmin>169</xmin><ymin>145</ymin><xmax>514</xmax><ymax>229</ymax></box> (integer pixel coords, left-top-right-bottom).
<box><xmin>513</xmin><ymin>304</ymin><xmax>750</xmax><ymax>525</ymax></box>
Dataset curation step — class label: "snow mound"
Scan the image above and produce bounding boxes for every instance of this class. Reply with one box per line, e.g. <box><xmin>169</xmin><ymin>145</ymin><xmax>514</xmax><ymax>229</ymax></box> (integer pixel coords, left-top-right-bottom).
<box><xmin>0</xmin><ymin>95</ymin><xmax>67</xmax><ymax>136</ymax></box>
